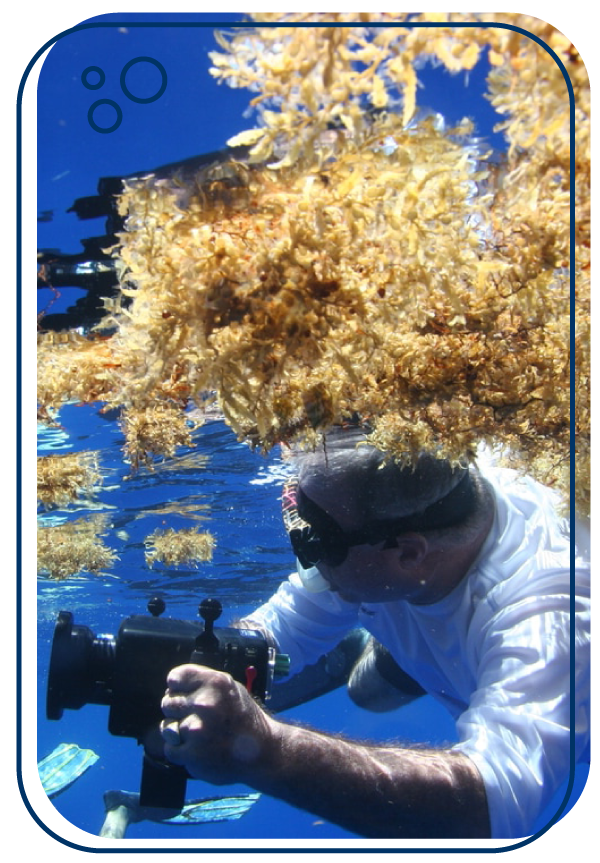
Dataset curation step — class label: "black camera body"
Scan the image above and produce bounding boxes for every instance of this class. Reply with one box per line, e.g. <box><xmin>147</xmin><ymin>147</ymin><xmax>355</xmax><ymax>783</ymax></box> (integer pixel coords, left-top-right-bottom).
<box><xmin>46</xmin><ymin>598</ymin><xmax>289</xmax><ymax>811</ymax></box>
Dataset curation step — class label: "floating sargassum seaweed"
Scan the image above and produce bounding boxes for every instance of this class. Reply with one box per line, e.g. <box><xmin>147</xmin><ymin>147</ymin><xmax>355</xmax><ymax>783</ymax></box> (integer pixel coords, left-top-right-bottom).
<box><xmin>36</xmin><ymin>13</ymin><xmax>589</xmax><ymax>517</ymax></box>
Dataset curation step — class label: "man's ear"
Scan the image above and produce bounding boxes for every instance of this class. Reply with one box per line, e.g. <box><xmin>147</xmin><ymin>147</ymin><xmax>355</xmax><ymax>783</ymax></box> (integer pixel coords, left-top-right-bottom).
<box><xmin>394</xmin><ymin>533</ymin><xmax>429</xmax><ymax>569</ymax></box>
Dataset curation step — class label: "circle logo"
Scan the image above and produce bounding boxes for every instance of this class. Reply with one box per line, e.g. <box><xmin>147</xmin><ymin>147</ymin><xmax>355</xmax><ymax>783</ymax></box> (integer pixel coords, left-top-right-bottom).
<box><xmin>81</xmin><ymin>66</ymin><xmax>106</xmax><ymax>90</ymax></box>
<box><xmin>87</xmin><ymin>99</ymin><xmax>123</xmax><ymax>134</ymax></box>
<box><xmin>120</xmin><ymin>57</ymin><xmax>168</xmax><ymax>104</ymax></box>
<box><xmin>82</xmin><ymin>57</ymin><xmax>167</xmax><ymax>133</ymax></box>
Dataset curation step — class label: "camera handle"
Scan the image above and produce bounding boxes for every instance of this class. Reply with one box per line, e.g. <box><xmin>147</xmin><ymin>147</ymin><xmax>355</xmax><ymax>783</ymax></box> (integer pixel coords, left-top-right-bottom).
<box><xmin>140</xmin><ymin>598</ymin><xmax>225</xmax><ymax>810</ymax></box>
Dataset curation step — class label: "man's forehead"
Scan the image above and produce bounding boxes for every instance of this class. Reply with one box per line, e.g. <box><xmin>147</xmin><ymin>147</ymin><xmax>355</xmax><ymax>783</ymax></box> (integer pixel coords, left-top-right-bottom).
<box><xmin>295</xmin><ymin>445</ymin><xmax>468</xmax><ymax>522</ymax></box>
<box><xmin>299</xmin><ymin>467</ymin><xmax>350</xmax><ymax>495</ymax></box>
<box><xmin>298</xmin><ymin>462</ymin><xmax>369</xmax><ymax>522</ymax></box>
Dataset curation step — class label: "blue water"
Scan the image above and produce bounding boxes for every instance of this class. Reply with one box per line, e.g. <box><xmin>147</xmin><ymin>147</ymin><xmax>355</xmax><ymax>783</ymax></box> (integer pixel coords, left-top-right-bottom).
<box><xmin>36</xmin><ymin>405</ymin><xmax>459</xmax><ymax>840</ymax></box>
<box><xmin>33</xmin><ymin>14</ymin><xmax>588</xmax><ymax>846</ymax></box>
<box><xmin>35</xmin><ymin>404</ymin><xmax>588</xmax><ymax>842</ymax></box>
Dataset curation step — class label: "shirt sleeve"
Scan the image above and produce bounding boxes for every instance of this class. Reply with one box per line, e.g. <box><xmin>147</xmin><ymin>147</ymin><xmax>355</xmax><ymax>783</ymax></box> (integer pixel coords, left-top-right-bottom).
<box><xmin>241</xmin><ymin>572</ymin><xmax>360</xmax><ymax>676</ymax></box>
<box><xmin>452</xmin><ymin>566</ymin><xmax>590</xmax><ymax>838</ymax></box>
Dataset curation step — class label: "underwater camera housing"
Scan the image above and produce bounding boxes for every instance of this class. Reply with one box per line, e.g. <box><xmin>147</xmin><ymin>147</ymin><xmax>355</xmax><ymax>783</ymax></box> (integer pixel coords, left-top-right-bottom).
<box><xmin>47</xmin><ymin>597</ymin><xmax>290</xmax><ymax>811</ymax></box>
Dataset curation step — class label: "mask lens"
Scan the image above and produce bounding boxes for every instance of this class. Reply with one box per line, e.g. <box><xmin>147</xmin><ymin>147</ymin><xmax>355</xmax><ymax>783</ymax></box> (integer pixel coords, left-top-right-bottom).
<box><xmin>288</xmin><ymin>524</ymin><xmax>323</xmax><ymax>569</ymax></box>
<box><xmin>282</xmin><ymin>479</ymin><xmax>349</xmax><ymax>569</ymax></box>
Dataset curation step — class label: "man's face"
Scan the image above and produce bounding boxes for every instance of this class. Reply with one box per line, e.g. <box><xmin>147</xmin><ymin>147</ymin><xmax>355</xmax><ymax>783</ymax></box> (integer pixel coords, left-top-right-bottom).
<box><xmin>297</xmin><ymin>474</ymin><xmax>433</xmax><ymax>605</ymax></box>
<box><xmin>315</xmin><ymin>542</ymin><xmax>421</xmax><ymax>604</ymax></box>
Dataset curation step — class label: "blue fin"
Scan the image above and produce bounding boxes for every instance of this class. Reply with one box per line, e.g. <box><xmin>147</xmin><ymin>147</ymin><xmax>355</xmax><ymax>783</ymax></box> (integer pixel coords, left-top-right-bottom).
<box><xmin>38</xmin><ymin>743</ymin><xmax>99</xmax><ymax>798</ymax></box>
<box><xmin>160</xmin><ymin>793</ymin><xmax>261</xmax><ymax>824</ymax></box>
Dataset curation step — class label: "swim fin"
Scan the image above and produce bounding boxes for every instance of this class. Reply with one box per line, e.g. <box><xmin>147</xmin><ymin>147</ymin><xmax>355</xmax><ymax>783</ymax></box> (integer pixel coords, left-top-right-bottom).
<box><xmin>100</xmin><ymin>790</ymin><xmax>260</xmax><ymax>837</ymax></box>
<box><xmin>38</xmin><ymin>742</ymin><xmax>99</xmax><ymax>798</ymax></box>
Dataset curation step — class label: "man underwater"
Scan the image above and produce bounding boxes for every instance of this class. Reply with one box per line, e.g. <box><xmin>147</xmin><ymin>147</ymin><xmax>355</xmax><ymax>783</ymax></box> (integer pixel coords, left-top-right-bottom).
<box><xmin>160</xmin><ymin>425</ymin><xmax>590</xmax><ymax>839</ymax></box>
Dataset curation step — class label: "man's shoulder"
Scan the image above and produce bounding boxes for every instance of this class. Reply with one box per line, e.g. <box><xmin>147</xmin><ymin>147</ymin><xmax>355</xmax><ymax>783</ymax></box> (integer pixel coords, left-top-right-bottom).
<box><xmin>477</xmin><ymin>461</ymin><xmax>566</xmax><ymax>529</ymax></box>
<box><xmin>470</xmin><ymin>461</ymin><xmax>573</xmax><ymax>596</ymax></box>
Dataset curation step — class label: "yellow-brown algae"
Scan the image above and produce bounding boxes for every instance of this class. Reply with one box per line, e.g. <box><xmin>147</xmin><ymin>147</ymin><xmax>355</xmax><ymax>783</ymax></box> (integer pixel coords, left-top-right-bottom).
<box><xmin>36</xmin><ymin>14</ymin><xmax>589</xmax><ymax>516</ymax></box>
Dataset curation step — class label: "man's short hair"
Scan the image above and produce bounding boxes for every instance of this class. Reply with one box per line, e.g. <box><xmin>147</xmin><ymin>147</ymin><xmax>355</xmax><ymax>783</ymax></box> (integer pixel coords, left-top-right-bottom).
<box><xmin>295</xmin><ymin>425</ymin><xmax>476</xmax><ymax>528</ymax></box>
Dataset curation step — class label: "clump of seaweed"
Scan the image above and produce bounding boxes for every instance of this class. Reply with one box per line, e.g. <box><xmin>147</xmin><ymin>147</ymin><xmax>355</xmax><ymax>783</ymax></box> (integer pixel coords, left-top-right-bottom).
<box><xmin>144</xmin><ymin>527</ymin><xmax>216</xmax><ymax>568</ymax></box>
<box><xmin>37</xmin><ymin>515</ymin><xmax>118</xmax><ymax>580</ymax></box>
<box><xmin>36</xmin><ymin>14</ymin><xmax>589</xmax><ymax>516</ymax></box>
<box><xmin>37</xmin><ymin>452</ymin><xmax>102</xmax><ymax>508</ymax></box>
<box><xmin>121</xmin><ymin>404</ymin><xmax>201</xmax><ymax>473</ymax></box>
<box><xmin>37</xmin><ymin>332</ymin><xmax>119</xmax><ymax>412</ymax></box>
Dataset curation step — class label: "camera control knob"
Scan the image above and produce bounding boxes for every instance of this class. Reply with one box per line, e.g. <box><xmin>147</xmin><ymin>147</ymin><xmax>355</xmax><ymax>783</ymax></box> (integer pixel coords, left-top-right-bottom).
<box><xmin>147</xmin><ymin>597</ymin><xmax>166</xmax><ymax>617</ymax></box>
<box><xmin>195</xmin><ymin>598</ymin><xmax>222</xmax><ymax>652</ymax></box>
<box><xmin>198</xmin><ymin>598</ymin><xmax>222</xmax><ymax>625</ymax></box>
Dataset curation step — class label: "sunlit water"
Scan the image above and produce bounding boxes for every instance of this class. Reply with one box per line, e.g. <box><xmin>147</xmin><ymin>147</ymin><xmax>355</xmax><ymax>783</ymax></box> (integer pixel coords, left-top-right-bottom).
<box><xmin>36</xmin><ymin>404</ymin><xmax>587</xmax><ymax>843</ymax></box>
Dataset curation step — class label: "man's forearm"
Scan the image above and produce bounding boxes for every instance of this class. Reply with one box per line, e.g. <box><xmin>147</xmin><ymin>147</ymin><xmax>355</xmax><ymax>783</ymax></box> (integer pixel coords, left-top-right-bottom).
<box><xmin>252</xmin><ymin>719</ymin><xmax>491</xmax><ymax>839</ymax></box>
<box><xmin>161</xmin><ymin>665</ymin><xmax>490</xmax><ymax>839</ymax></box>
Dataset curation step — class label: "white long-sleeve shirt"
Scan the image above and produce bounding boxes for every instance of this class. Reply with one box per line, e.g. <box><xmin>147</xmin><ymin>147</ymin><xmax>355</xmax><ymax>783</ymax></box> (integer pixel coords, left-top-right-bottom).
<box><xmin>244</xmin><ymin>465</ymin><xmax>591</xmax><ymax>838</ymax></box>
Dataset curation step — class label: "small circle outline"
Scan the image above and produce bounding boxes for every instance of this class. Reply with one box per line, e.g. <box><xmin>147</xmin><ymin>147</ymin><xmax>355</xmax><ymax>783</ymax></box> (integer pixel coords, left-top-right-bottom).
<box><xmin>87</xmin><ymin>99</ymin><xmax>123</xmax><ymax>134</ymax></box>
<box><xmin>120</xmin><ymin>56</ymin><xmax>167</xmax><ymax>104</ymax></box>
<box><xmin>81</xmin><ymin>66</ymin><xmax>106</xmax><ymax>90</ymax></box>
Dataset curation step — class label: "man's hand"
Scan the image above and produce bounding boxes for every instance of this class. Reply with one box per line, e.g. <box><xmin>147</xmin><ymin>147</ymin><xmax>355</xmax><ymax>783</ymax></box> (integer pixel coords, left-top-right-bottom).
<box><xmin>160</xmin><ymin>665</ymin><xmax>490</xmax><ymax>838</ymax></box>
<box><xmin>160</xmin><ymin>664</ymin><xmax>279</xmax><ymax>786</ymax></box>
